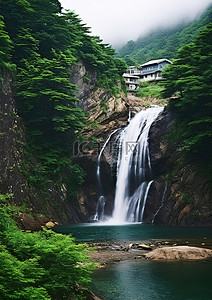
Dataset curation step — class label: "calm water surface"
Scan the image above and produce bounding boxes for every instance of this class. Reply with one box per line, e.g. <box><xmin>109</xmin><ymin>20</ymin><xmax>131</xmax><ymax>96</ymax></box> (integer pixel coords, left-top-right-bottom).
<box><xmin>91</xmin><ymin>260</ymin><xmax>212</xmax><ymax>300</ymax></box>
<box><xmin>54</xmin><ymin>223</ymin><xmax>212</xmax><ymax>243</ymax></box>
<box><xmin>55</xmin><ymin>224</ymin><xmax>212</xmax><ymax>299</ymax></box>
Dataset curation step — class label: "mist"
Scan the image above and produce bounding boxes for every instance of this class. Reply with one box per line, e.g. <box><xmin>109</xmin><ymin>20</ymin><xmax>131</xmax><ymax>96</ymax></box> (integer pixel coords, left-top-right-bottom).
<box><xmin>60</xmin><ymin>0</ymin><xmax>212</xmax><ymax>48</ymax></box>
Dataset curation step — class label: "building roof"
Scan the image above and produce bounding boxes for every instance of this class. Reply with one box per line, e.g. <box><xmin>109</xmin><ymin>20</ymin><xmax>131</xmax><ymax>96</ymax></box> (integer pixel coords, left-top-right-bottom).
<box><xmin>140</xmin><ymin>59</ymin><xmax>172</xmax><ymax>67</ymax></box>
<box><xmin>123</xmin><ymin>73</ymin><xmax>140</xmax><ymax>78</ymax></box>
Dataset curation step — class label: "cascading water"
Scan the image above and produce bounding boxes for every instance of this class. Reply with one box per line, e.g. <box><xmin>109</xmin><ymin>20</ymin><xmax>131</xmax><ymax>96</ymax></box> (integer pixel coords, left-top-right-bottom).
<box><xmin>151</xmin><ymin>180</ymin><xmax>168</xmax><ymax>224</ymax></box>
<box><xmin>110</xmin><ymin>106</ymin><xmax>164</xmax><ymax>224</ymax></box>
<box><xmin>96</xmin><ymin>106</ymin><xmax>163</xmax><ymax>224</ymax></box>
<box><xmin>94</xmin><ymin>129</ymin><xmax>119</xmax><ymax>221</ymax></box>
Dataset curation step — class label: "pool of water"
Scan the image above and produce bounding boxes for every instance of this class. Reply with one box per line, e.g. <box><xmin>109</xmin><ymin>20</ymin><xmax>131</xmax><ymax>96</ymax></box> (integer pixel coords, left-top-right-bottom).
<box><xmin>55</xmin><ymin>223</ymin><xmax>212</xmax><ymax>299</ymax></box>
<box><xmin>91</xmin><ymin>259</ymin><xmax>212</xmax><ymax>300</ymax></box>
<box><xmin>54</xmin><ymin>223</ymin><xmax>212</xmax><ymax>244</ymax></box>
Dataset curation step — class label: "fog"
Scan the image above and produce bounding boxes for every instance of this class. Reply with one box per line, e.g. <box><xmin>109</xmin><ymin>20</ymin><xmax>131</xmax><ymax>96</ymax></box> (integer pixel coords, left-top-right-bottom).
<box><xmin>60</xmin><ymin>0</ymin><xmax>212</xmax><ymax>48</ymax></box>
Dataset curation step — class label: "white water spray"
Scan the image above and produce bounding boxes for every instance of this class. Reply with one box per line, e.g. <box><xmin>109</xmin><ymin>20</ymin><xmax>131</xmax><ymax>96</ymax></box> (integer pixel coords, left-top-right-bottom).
<box><xmin>109</xmin><ymin>106</ymin><xmax>164</xmax><ymax>224</ymax></box>
<box><xmin>94</xmin><ymin>129</ymin><xmax>119</xmax><ymax>221</ymax></box>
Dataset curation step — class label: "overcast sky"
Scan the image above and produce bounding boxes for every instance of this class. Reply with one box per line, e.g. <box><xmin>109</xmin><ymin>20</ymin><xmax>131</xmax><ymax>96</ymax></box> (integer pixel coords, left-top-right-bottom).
<box><xmin>60</xmin><ymin>0</ymin><xmax>212</xmax><ymax>48</ymax></box>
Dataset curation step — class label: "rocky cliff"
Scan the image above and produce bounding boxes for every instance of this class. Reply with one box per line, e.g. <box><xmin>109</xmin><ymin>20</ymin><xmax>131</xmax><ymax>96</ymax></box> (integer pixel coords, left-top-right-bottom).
<box><xmin>70</xmin><ymin>61</ymin><xmax>167</xmax><ymax>222</ymax></box>
<box><xmin>76</xmin><ymin>91</ymin><xmax>212</xmax><ymax>226</ymax></box>
<box><xmin>147</xmin><ymin>109</ymin><xmax>212</xmax><ymax>226</ymax></box>
<box><xmin>0</xmin><ymin>63</ymin><xmax>142</xmax><ymax>228</ymax></box>
<box><xmin>0</xmin><ymin>71</ymin><xmax>85</xmax><ymax>229</ymax></box>
<box><xmin>1</xmin><ymin>63</ymin><xmax>211</xmax><ymax>228</ymax></box>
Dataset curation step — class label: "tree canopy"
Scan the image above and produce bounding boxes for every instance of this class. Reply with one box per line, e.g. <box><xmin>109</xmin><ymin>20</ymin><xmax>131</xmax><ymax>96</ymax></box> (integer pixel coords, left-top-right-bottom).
<box><xmin>163</xmin><ymin>23</ymin><xmax>212</xmax><ymax>178</ymax></box>
<box><xmin>0</xmin><ymin>194</ymin><xmax>95</xmax><ymax>299</ymax></box>
<box><xmin>0</xmin><ymin>0</ymin><xmax>126</xmax><ymax>191</ymax></box>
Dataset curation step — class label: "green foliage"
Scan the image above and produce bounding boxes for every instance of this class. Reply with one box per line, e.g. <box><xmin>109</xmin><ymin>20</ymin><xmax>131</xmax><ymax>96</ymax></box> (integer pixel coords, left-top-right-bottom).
<box><xmin>136</xmin><ymin>82</ymin><xmax>165</xmax><ymax>99</ymax></box>
<box><xmin>83</xmin><ymin>72</ymin><xmax>89</xmax><ymax>83</ymax></box>
<box><xmin>100</xmin><ymin>99</ymin><xmax>107</xmax><ymax>114</ymax></box>
<box><xmin>0</xmin><ymin>0</ymin><xmax>126</xmax><ymax>195</ymax></box>
<box><xmin>117</xmin><ymin>6</ymin><xmax>212</xmax><ymax>65</ymax></box>
<box><xmin>0</xmin><ymin>2</ymin><xmax>126</xmax><ymax>297</ymax></box>
<box><xmin>0</xmin><ymin>194</ymin><xmax>95</xmax><ymax>299</ymax></box>
<box><xmin>90</xmin><ymin>121</ymin><xmax>99</xmax><ymax>129</ymax></box>
<box><xmin>163</xmin><ymin>23</ymin><xmax>212</xmax><ymax>179</ymax></box>
<box><xmin>0</xmin><ymin>16</ymin><xmax>13</xmax><ymax>72</ymax></box>
<box><xmin>182</xmin><ymin>193</ymin><xmax>193</xmax><ymax>204</ymax></box>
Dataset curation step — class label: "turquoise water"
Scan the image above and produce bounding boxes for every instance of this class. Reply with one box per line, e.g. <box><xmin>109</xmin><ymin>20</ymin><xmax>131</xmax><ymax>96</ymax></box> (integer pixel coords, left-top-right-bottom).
<box><xmin>91</xmin><ymin>260</ymin><xmax>212</xmax><ymax>300</ymax></box>
<box><xmin>55</xmin><ymin>224</ymin><xmax>212</xmax><ymax>299</ymax></box>
<box><xmin>54</xmin><ymin>223</ymin><xmax>212</xmax><ymax>243</ymax></box>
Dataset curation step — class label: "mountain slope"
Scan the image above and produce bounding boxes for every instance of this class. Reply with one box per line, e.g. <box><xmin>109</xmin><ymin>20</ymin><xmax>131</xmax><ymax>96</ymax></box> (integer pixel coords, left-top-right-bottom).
<box><xmin>117</xmin><ymin>6</ymin><xmax>212</xmax><ymax>65</ymax></box>
<box><xmin>0</xmin><ymin>0</ymin><xmax>126</xmax><ymax>227</ymax></box>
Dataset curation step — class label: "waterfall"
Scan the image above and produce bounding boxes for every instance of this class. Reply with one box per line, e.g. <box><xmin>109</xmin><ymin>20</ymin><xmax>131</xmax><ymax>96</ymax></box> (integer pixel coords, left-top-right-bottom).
<box><xmin>94</xmin><ymin>106</ymin><xmax>163</xmax><ymax>224</ymax></box>
<box><xmin>94</xmin><ymin>129</ymin><xmax>119</xmax><ymax>221</ymax></box>
<box><xmin>109</xmin><ymin>106</ymin><xmax>164</xmax><ymax>224</ymax></box>
<box><xmin>151</xmin><ymin>181</ymin><xmax>168</xmax><ymax>224</ymax></box>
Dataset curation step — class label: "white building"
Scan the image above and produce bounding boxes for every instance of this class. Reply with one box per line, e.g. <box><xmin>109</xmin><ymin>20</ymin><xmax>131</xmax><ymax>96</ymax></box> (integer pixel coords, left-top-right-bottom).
<box><xmin>125</xmin><ymin>66</ymin><xmax>142</xmax><ymax>76</ymax></box>
<box><xmin>123</xmin><ymin>59</ymin><xmax>172</xmax><ymax>91</ymax></box>
<box><xmin>139</xmin><ymin>59</ymin><xmax>172</xmax><ymax>82</ymax></box>
<box><xmin>122</xmin><ymin>73</ymin><xmax>139</xmax><ymax>91</ymax></box>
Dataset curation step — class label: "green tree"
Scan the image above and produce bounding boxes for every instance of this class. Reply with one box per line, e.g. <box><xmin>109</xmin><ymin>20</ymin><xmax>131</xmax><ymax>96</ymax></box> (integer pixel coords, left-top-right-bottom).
<box><xmin>0</xmin><ymin>0</ymin><xmax>126</xmax><ymax>195</ymax></box>
<box><xmin>0</xmin><ymin>16</ymin><xmax>13</xmax><ymax>71</ymax></box>
<box><xmin>136</xmin><ymin>81</ymin><xmax>165</xmax><ymax>99</ymax></box>
<box><xmin>0</xmin><ymin>195</ymin><xmax>95</xmax><ymax>300</ymax></box>
<box><xmin>163</xmin><ymin>23</ymin><xmax>212</xmax><ymax>177</ymax></box>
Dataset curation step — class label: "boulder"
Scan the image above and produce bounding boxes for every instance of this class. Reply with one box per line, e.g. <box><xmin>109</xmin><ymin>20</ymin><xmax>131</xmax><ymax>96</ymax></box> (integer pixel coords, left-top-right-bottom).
<box><xmin>144</xmin><ymin>246</ymin><xmax>212</xmax><ymax>260</ymax></box>
<box><xmin>45</xmin><ymin>221</ymin><xmax>57</xmax><ymax>229</ymax></box>
<box><xmin>137</xmin><ymin>244</ymin><xmax>152</xmax><ymax>250</ymax></box>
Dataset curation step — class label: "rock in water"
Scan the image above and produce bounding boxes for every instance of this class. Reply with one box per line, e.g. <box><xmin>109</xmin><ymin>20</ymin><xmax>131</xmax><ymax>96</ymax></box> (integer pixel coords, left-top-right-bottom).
<box><xmin>144</xmin><ymin>246</ymin><xmax>212</xmax><ymax>260</ymax></box>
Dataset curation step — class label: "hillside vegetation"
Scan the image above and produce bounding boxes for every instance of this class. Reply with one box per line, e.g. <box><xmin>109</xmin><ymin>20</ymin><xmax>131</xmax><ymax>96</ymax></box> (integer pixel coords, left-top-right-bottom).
<box><xmin>0</xmin><ymin>0</ymin><xmax>126</xmax><ymax>196</ymax></box>
<box><xmin>163</xmin><ymin>23</ymin><xmax>212</xmax><ymax>179</ymax></box>
<box><xmin>0</xmin><ymin>194</ymin><xmax>95</xmax><ymax>299</ymax></box>
<box><xmin>0</xmin><ymin>0</ymin><xmax>128</xmax><ymax>298</ymax></box>
<box><xmin>117</xmin><ymin>6</ymin><xmax>212</xmax><ymax>65</ymax></box>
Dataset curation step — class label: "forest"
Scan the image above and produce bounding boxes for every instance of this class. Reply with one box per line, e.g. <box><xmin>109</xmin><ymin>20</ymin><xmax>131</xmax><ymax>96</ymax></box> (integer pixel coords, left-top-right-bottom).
<box><xmin>117</xmin><ymin>6</ymin><xmax>212</xmax><ymax>65</ymax></box>
<box><xmin>0</xmin><ymin>0</ymin><xmax>126</xmax><ymax>193</ymax></box>
<box><xmin>0</xmin><ymin>0</ymin><xmax>126</xmax><ymax>298</ymax></box>
<box><xmin>163</xmin><ymin>23</ymin><xmax>212</xmax><ymax>179</ymax></box>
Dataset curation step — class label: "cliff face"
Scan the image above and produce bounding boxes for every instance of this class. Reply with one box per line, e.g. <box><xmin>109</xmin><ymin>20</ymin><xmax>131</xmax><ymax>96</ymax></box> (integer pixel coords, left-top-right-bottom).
<box><xmin>146</xmin><ymin>109</ymin><xmax>212</xmax><ymax>226</ymax></box>
<box><xmin>76</xmin><ymin>101</ymin><xmax>212</xmax><ymax>227</ymax></box>
<box><xmin>0</xmin><ymin>62</ymin><xmax>129</xmax><ymax>228</ymax></box>
<box><xmin>69</xmin><ymin>61</ymin><xmax>128</xmax><ymax>221</ymax></box>
<box><xmin>0</xmin><ymin>71</ymin><xmax>83</xmax><ymax>229</ymax></box>
<box><xmin>1</xmin><ymin>64</ymin><xmax>210</xmax><ymax>228</ymax></box>
<box><xmin>70</xmin><ymin>62</ymin><xmax>167</xmax><ymax>222</ymax></box>
<box><xmin>0</xmin><ymin>72</ymin><xmax>26</xmax><ymax>206</ymax></box>
<box><xmin>0</xmin><ymin>63</ymin><xmax>132</xmax><ymax>227</ymax></box>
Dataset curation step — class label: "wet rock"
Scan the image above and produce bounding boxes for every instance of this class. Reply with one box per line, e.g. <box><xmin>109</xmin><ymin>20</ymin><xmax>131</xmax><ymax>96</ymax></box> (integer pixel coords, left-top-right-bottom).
<box><xmin>128</xmin><ymin>243</ymin><xmax>134</xmax><ymax>249</ymax></box>
<box><xmin>137</xmin><ymin>244</ymin><xmax>152</xmax><ymax>250</ymax></box>
<box><xmin>144</xmin><ymin>246</ymin><xmax>212</xmax><ymax>260</ymax></box>
<box><xmin>44</xmin><ymin>221</ymin><xmax>59</xmax><ymax>229</ymax></box>
<box><xmin>143</xmin><ymin>106</ymin><xmax>212</xmax><ymax>227</ymax></box>
<box><xmin>81</xmin><ymin>289</ymin><xmax>102</xmax><ymax>300</ymax></box>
